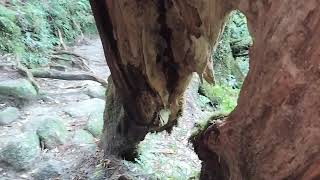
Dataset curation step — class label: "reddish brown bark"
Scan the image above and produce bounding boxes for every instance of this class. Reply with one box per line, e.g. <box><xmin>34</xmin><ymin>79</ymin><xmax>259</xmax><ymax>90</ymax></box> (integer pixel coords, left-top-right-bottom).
<box><xmin>194</xmin><ymin>1</ymin><xmax>320</xmax><ymax>179</ymax></box>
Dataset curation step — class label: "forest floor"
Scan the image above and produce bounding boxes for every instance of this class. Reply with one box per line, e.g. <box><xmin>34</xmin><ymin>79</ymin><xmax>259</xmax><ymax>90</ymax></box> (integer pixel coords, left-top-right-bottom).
<box><xmin>0</xmin><ymin>37</ymin><xmax>213</xmax><ymax>180</ymax></box>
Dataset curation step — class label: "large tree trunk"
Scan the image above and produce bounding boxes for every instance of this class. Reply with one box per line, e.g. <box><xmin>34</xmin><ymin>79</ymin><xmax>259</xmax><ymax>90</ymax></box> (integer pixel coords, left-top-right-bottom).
<box><xmin>91</xmin><ymin>0</ymin><xmax>320</xmax><ymax>179</ymax></box>
<box><xmin>90</xmin><ymin>0</ymin><xmax>226</xmax><ymax>159</ymax></box>
<box><xmin>193</xmin><ymin>1</ymin><xmax>320</xmax><ymax>180</ymax></box>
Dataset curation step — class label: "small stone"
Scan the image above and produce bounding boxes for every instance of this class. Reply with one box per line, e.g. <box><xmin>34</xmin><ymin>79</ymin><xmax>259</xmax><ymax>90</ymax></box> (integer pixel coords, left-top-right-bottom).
<box><xmin>197</xmin><ymin>95</ymin><xmax>212</xmax><ymax>108</ymax></box>
<box><xmin>0</xmin><ymin>107</ymin><xmax>20</xmax><ymax>125</ymax></box>
<box><xmin>85</xmin><ymin>112</ymin><xmax>104</xmax><ymax>138</ymax></box>
<box><xmin>0</xmin><ymin>132</ymin><xmax>40</xmax><ymax>170</ymax></box>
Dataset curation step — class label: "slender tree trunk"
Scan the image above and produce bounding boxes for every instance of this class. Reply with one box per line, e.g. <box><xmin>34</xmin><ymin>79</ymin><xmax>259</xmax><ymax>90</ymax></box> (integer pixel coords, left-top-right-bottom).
<box><xmin>91</xmin><ymin>0</ymin><xmax>320</xmax><ymax>179</ymax></box>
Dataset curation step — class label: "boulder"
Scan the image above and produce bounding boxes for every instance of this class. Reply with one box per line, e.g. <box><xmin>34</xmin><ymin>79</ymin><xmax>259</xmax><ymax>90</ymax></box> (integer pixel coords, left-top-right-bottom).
<box><xmin>89</xmin><ymin>164</ymin><xmax>105</xmax><ymax>180</ymax></box>
<box><xmin>0</xmin><ymin>79</ymin><xmax>37</xmax><ymax>99</ymax></box>
<box><xmin>85</xmin><ymin>112</ymin><xmax>103</xmax><ymax>138</ymax></box>
<box><xmin>197</xmin><ymin>95</ymin><xmax>213</xmax><ymax>110</ymax></box>
<box><xmin>36</xmin><ymin>116</ymin><xmax>69</xmax><ymax>149</ymax></box>
<box><xmin>0</xmin><ymin>132</ymin><xmax>40</xmax><ymax>170</ymax></box>
<box><xmin>32</xmin><ymin>160</ymin><xmax>64</xmax><ymax>180</ymax></box>
<box><xmin>72</xmin><ymin>130</ymin><xmax>95</xmax><ymax>145</ymax></box>
<box><xmin>0</xmin><ymin>106</ymin><xmax>19</xmax><ymax>125</ymax></box>
<box><xmin>84</xmin><ymin>83</ymin><xmax>106</xmax><ymax>99</ymax></box>
<box><xmin>64</xmin><ymin>98</ymin><xmax>105</xmax><ymax>117</ymax></box>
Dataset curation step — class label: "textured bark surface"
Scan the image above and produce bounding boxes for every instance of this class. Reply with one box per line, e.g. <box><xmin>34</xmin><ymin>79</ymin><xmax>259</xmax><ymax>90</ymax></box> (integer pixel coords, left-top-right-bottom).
<box><xmin>90</xmin><ymin>0</ymin><xmax>231</xmax><ymax>158</ymax></box>
<box><xmin>194</xmin><ymin>1</ymin><xmax>320</xmax><ymax>179</ymax></box>
<box><xmin>91</xmin><ymin>0</ymin><xmax>320</xmax><ymax>179</ymax></box>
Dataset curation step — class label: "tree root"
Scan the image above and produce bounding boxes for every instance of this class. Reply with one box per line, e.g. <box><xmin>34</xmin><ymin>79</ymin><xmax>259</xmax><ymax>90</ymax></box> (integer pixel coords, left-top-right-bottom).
<box><xmin>30</xmin><ymin>68</ymin><xmax>108</xmax><ymax>87</ymax></box>
<box><xmin>52</xmin><ymin>50</ymin><xmax>89</xmax><ymax>63</ymax></box>
<box><xmin>15</xmin><ymin>57</ymin><xmax>40</xmax><ymax>93</ymax></box>
<box><xmin>51</xmin><ymin>50</ymin><xmax>91</xmax><ymax>71</ymax></box>
<box><xmin>50</xmin><ymin>54</ymin><xmax>91</xmax><ymax>71</ymax></box>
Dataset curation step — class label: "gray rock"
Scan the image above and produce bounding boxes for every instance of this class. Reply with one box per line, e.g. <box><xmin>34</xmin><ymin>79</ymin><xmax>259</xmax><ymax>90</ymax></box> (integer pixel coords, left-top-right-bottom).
<box><xmin>0</xmin><ymin>79</ymin><xmax>37</xmax><ymax>99</ymax></box>
<box><xmin>64</xmin><ymin>98</ymin><xmax>105</xmax><ymax>117</ymax></box>
<box><xmin>36</xmin><ymin>116</ymin><xmax>69</xmax><ymax>149</ymax></box>
<box><xmin>0</xmin><ymin>107</ymin><xmax>19</xmax><ymax>125</ymax></box>
<box><xmin>33</xmin><ymin>160</ymin><xmax>63</xmax><ymax>180</ymax></box>
<box><xmin>89</xmin><ymin>164</ymin><xmax>105</xmax><ymax>180</ymax></box>
<box><xmin>0</xmin><ymin>132</ymin><xmax>40</xmax><ymax>170</ymax></box>
<box><xmin>197</xmin><ymin>95</ymin><xmax>211</xmax><ymax>107</ymax></box>
<box><xmin>85</xmin><ymin>83</ymin><xmax>106</xmax><ymax>99</ymax></box>
<box><xmin>85</xmin><ymin>113</ymin><xmax>103</xmax><ymax>138</ymax></box>
<box><xmin>72</xmin><ymin>130</ymin><xmax>95</xmax><ymax>145</ymax></box>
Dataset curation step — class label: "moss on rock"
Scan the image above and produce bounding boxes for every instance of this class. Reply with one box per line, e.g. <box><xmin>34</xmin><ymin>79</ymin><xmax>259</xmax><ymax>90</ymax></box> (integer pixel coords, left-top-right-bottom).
<box><xmin>85</xmin><ymin>112</ymin><xmax>104</xmax><ymax>138</ymax></box>
<box><xmin>0</xmin><ymin>79</ymin><xmax>38</xmax><ymax>99</ymax></box>
<box><xmin>0</xmin><ymin>132</ymin><xmax>40</xmax><ymax>170</ymax></box>
<box><xmin>36</xmin><ymin>116</ymin><xmax>69</xmax><ymax>149</ymax></box>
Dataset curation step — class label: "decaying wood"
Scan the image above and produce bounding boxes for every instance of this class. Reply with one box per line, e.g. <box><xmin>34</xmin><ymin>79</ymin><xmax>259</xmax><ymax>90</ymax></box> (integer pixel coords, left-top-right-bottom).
<box><xmin>30</xmin><ymin>69</ymin><xmax>107</xmax><ymax>87</ymax></box>
<box><xmin>91</xmin><ymin>0</ymin><xmax>320</xmax><ymax>179</ymax></box>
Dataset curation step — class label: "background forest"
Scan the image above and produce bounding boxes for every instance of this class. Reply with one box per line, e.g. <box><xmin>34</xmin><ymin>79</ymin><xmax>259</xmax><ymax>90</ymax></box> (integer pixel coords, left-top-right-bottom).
<box><xmin>0</xmin><ymin>0</ymin><xmax>96</xmax><ymax>67</ymax></box>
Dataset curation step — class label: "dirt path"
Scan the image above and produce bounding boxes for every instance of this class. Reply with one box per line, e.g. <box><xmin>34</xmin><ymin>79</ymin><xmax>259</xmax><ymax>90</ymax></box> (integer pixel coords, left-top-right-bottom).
<box><xmin>0</xmin><ymin>37</ymin><xmax>212</xmax><ymax>180</ymax></box>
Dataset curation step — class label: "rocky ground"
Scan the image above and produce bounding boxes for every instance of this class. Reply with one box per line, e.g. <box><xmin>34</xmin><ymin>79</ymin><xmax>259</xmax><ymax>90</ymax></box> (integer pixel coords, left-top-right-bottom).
<box><xmin>0</xmin><ymin>38</ymin><xmax>214</xmax><ymax>180</ymax></box>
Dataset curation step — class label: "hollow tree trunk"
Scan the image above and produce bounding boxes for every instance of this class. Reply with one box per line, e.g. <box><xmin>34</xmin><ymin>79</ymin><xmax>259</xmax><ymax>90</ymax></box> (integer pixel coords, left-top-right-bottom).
<box><xmin>90</xmin><ymin>0</ymin><xmax>226</xmax><ymax>159</ymax></box>
<box><xmin>193</xmin><ymin>1</ymin><xmax>320</xmax><ymax>180</ymax></box>
<box><xmin>91</xmin><ymin>0</ymin><xmax>320</xmax><ymax>179</ymax></box>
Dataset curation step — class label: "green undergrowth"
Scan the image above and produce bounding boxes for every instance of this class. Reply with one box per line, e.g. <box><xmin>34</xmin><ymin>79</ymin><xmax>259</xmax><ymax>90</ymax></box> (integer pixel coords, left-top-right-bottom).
<box><xmin>212</xmin><ymin>10</ymin><xmax>252</xmax><ymax>85</ymax></box>
<box><xmin>0</xmin><ymin>0</ymin><xmax>96</xmax><ymax>67</ymax></box>
<box><xmin>199</xmin><ymin>80</ymin><xmax>240</xmax><ymax>113</ymax></box>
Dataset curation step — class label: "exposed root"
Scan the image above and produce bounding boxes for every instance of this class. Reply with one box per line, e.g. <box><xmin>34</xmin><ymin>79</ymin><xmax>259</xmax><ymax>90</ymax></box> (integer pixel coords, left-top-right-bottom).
<box><xmin>190</xmin><ymin>112</ymin><xmax>230</xmax><ymax>180</ymax></box>
<box><xmin>29</xmin><ymin>68</ymin><xmax>108</xmax><ymax>87</ymax></box>
<box><xmin>52</xmin><ymin>50</ymin><xmax>89</xmax><ymax>63</ymax></box>
<box><xmin>50</xmin><ymin>55</ymin><xmax>91</xmax><ymax>72</ymax></box>
<box><xmin>15</xmin><ymin>57</ymin><xmax>40</xmax><ymax>93</ymax></box>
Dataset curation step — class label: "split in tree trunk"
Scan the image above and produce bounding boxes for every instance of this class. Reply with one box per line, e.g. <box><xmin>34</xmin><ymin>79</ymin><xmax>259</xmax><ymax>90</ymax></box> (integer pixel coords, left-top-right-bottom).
<box><xmin>91</xmin><ymin>1</ymin><xmax>320</xmax><ymax>179</ymax></box>
<box><xmin>90</xmin><ymin>0</ymin><xmax>225</xmax><ymax>159</ymax></box>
